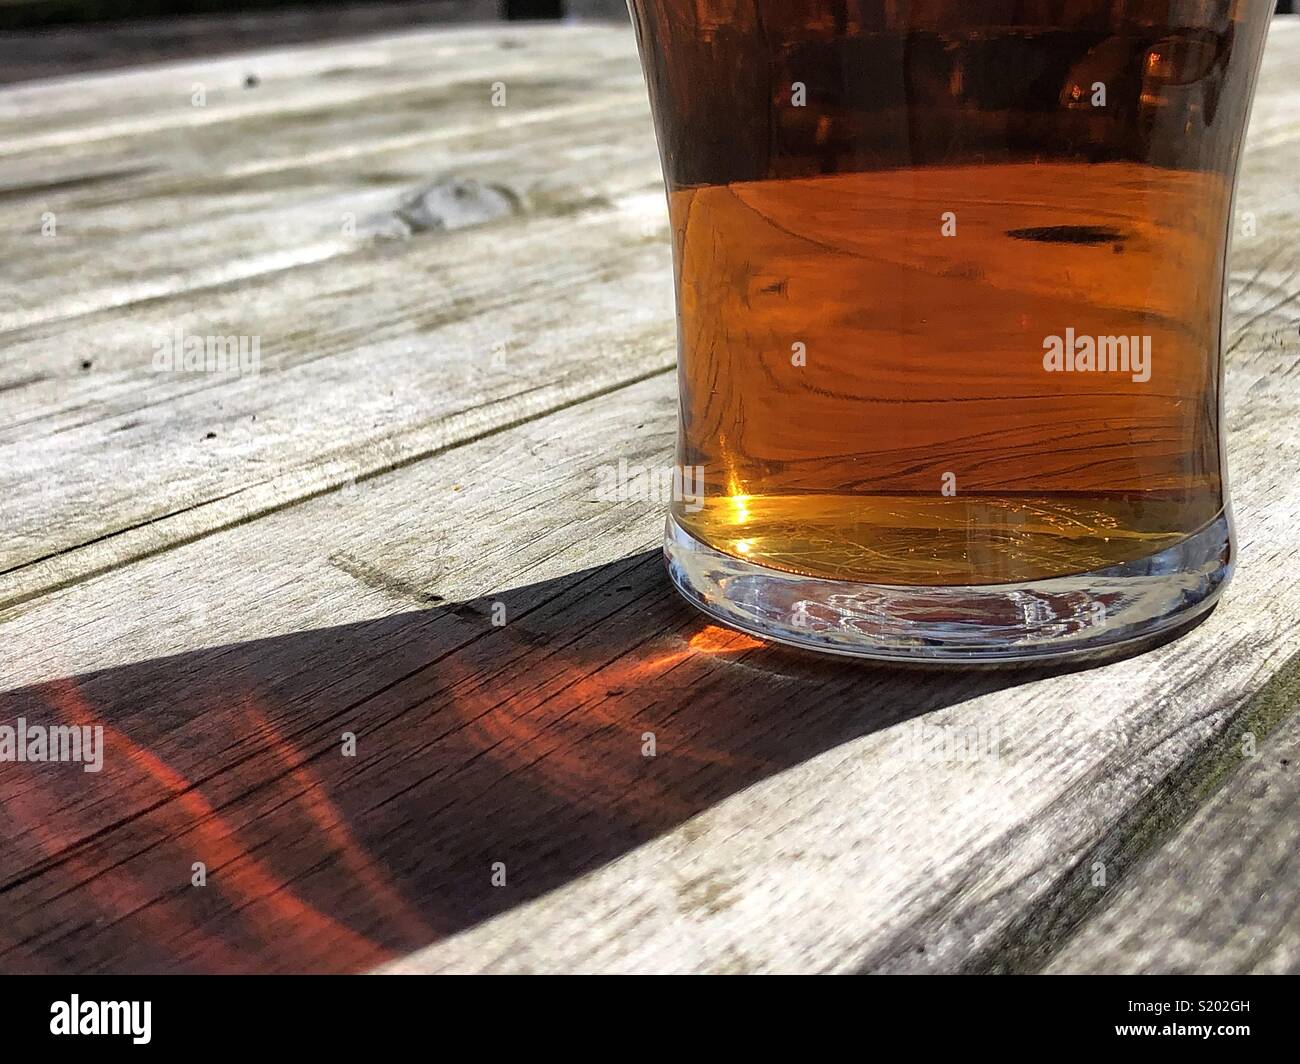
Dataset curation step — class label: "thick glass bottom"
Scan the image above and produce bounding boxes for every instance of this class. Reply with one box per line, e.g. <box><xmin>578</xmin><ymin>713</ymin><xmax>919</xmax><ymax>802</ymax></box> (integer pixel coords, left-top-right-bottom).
<box><xmin>663</xmin><ymin>511</ymin><xmax>1232</xmax><ymax>664</ymax></box>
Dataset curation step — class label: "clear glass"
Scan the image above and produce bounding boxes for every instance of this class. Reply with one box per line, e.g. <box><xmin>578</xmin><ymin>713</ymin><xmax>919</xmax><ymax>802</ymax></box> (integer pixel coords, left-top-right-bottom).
<box><xmin>628</xmin><ymin>0</ymin><xmax>1274</xmax><ymax>662</ymax></box>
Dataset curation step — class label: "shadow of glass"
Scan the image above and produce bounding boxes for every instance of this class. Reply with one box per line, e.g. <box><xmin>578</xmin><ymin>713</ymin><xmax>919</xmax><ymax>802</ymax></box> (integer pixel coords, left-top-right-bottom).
<box><xmin>1</xmin><ymin>548</ymin><xmax>1076</xmax><ymax>973</ymax></box>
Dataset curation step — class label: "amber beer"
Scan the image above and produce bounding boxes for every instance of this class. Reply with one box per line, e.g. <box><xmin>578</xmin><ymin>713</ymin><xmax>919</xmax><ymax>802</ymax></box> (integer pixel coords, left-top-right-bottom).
<box><xmin>630</xmin><ymin>0</ymin><xmax>1273</xmax><ymax>660</ymax></box>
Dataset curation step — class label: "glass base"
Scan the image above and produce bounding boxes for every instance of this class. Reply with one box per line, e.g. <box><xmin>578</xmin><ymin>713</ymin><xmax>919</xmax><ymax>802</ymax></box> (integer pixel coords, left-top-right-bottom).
<box><xmin>664</xmin><ymin>512</ymin><xmax>1232</xmax><ymax>665</ymax></box>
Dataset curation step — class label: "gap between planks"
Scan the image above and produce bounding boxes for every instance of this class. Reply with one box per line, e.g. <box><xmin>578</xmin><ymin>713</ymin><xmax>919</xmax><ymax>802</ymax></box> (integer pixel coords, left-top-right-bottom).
<box><xmin>965</xmin><ymin>647</ymin><xmax>1300</xmax><ymax>973</ymax></box>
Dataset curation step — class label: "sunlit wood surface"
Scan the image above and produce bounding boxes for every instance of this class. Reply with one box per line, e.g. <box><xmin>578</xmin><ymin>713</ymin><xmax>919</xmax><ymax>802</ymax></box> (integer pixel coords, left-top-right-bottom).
<box><xmin>1</xmin><ymin>19</ymin><xmax>1299</xmax><ymax>974</ymax></box>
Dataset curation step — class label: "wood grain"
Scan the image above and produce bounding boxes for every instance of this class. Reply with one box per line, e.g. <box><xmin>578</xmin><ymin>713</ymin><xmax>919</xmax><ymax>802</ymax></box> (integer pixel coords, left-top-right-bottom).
<box><xmin>0</xmin><ymin>25</ymin><xmax>670</xmax><ymax>607</ymax></box>
<box><xmin>0</xmin><ymin>4</ymin><xmax>499</xmax><ymax>85</ymax></box>
<box><xmin>1047</xmin><ymin>686</ymin><xmax>1300</xmax><ymax>975</ymax></box>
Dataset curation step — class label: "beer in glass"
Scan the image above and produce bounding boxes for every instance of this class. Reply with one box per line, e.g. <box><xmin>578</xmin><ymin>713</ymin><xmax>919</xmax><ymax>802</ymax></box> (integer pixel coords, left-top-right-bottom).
<box><xmin>629</xmin><ymin>0</ymin><xmax>1273</xmax><ymax>660</ymax></box>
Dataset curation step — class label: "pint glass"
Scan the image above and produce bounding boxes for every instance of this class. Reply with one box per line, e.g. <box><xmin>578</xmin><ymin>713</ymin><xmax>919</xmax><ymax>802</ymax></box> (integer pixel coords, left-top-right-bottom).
<box><xmin>628</xmin><ymin>0</ymin><xmax>1273</xmax><ymax>661</ymax></box>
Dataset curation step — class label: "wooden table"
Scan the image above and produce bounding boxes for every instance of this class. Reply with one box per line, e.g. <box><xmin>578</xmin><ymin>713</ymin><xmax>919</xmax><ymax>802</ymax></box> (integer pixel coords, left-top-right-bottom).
<box><xmin>1</xmin><ymin>19</ymin><xmax>1298</xmax><ymax>976</ymax></box>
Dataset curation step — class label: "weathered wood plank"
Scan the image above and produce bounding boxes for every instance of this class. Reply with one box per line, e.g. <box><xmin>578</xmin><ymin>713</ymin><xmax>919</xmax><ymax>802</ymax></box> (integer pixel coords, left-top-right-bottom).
<box><xmin>0</xmin><ymin>192</ymin><xmax>674</xmax><ymax>609</ymax></box>
<box><xmin>0</xmin><ymin>4</ymin><xmax>500</xmax><ymax>85</ymax></box>
<box><xmin>1046</xmin><ymin>681</ymin><xmax>1300</xmax><ymax>975</ymax></box>
<box><xmin>0</xmin><ymin>24</ymin><xmax>670</xmax><ymax>611</ymax></box>
<box><xmin>0</xmin><ymin>377</ymin><xmax>681</xmax><ymax>973</ymax></box>
<box><xmin>0</xmin><ymin>25</ymin><xmax>650</xmax><ymax>329</ymax></box>
<box><xmin>0</xmin><ymin>23</ymin><xmax>632</xmax><ymax>144</ymax></box>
